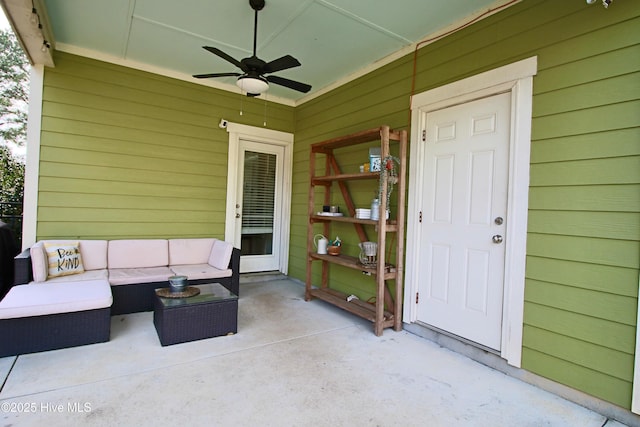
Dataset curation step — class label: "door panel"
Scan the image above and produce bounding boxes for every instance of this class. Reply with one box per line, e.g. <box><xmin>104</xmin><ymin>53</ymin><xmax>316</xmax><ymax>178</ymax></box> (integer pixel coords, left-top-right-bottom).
<box><xmin>235</xmin><ymin>140</ymin><xmax>284</xmax><ymax>273</ymax></box>
<box><xmin>417</xmin><ymin>92</ymin><xmax>510</xmax><ymax>350</ymax></box>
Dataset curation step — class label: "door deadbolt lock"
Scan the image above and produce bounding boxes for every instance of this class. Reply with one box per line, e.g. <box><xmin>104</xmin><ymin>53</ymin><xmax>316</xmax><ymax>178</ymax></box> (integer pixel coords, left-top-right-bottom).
<box><xmin>492</xmin><ymin>235</ymin><xmax>503</xmax><ymax>244</ymax></box>
<box><xmin>494</xmin><ymin>217</ymin><xmax>504</xmax><ymax>225</ymax></box>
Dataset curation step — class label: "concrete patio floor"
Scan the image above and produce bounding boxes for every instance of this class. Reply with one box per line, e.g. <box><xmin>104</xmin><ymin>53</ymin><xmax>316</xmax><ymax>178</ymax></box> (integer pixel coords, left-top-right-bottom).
<box><xmin>0</xmin><ymin>278</ymin><xmax>630</xmax><ymax>426</ymax></box>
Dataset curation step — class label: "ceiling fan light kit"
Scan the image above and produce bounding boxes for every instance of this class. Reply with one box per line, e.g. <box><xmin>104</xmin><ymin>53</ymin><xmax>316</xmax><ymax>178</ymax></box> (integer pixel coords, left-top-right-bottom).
<box><xmin>236</xmin><ymin>75</ymin><xmax>269</xmax><ymax>95</ymax></box>
<box><xmin>193</xmin><ymin>0</ymin><xmax>311</xmax><ymax>97</ymax></box>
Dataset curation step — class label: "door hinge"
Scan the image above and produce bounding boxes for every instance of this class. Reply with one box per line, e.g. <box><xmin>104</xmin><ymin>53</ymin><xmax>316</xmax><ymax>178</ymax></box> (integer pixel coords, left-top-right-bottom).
<box><xmin>416</xmin><ymin>292</ymin><xmax>419</xmax><ymax>304</ymax></box>
<box><xmin>419</xmin><ymin>211</ymin><xmax>422</xmax><ymax>223</ymax></box>
<box><xmin>422</xmin><ymin>129</ymin><xmax>426</xmax><ymax>142</ymax></box>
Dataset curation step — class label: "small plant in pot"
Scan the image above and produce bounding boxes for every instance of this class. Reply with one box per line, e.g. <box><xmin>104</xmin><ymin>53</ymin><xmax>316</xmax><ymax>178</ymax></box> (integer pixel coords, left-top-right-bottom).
<box><xmin>327</xmin><ymin>236</ymin><xmax>342</xmax><ymax>256</ymax></box>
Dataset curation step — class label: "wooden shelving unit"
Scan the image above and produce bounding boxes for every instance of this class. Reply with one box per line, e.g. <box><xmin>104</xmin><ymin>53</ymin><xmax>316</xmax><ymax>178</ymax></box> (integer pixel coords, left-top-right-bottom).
<box><xmin>305</xmin><ymin>126</ymin><xmax>407</xmax><ymax>336</ymax></box>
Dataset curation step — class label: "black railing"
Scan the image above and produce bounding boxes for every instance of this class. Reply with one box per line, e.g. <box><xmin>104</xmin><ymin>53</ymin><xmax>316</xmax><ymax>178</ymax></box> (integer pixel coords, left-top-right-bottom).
<box><xmin>0</xmin><ymin>201</ymin><xmax>22</xmax><ymax>248</ymax></box>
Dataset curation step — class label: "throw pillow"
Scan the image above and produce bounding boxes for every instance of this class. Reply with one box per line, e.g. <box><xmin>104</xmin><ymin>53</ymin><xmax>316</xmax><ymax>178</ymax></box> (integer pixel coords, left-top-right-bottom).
<box><xmin>208</xmin><ymin>239</ymin><xmax>233</xmax><ymax>270</ymax></box>
<box><xmin>44</xmin><ymin>242</ymin><xmax>85</xmax><ymax>278</ymax></box>
<box><xmin>30</xmin><ymin>242</ymin><xmax>48</xmax><ymax>282</ymax></box>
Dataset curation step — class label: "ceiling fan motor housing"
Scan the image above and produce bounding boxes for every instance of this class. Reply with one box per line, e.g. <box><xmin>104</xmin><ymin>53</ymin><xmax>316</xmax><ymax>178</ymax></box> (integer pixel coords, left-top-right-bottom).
<box><xmin>250</xmin><ymin>0</ymin><xmax>265</xmax><ymax>11</ymax></box>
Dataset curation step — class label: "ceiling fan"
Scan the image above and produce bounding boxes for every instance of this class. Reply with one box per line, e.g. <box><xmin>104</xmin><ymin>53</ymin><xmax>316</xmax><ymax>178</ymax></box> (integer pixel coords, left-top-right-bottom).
<box><xmin>193</xmin><ymin>0</ymin><xmax>312</xmax><ymax>97</ymax></box>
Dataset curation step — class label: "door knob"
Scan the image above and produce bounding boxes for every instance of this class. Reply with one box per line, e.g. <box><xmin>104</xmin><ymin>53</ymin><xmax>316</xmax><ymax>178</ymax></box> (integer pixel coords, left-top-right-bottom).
<box><xmin>492</xmin><ymin>235</ymin><xmax>503</xmax><ymax>244</ymax></box>
<box><xmin>235</xmin><ymin>213</ymin><xmax>241</xmax><ymax>218</ymax></box>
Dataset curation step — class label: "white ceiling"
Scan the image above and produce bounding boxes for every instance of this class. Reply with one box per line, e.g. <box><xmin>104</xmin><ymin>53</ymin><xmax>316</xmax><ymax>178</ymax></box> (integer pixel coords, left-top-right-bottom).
<box><xmin>40</xmin><ymin>0</ymin><xmax>514</xmax><ymax>104</ymax></box>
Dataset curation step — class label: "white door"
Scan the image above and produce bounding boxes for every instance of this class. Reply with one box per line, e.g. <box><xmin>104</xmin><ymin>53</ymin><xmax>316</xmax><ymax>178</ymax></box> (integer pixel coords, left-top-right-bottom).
<box><xmin>234</xmin><ymin>139</ymin><xmax>285</xmax><ymax>273</ymax></box>
<box><xmin>416</xmin><ymin>92</ymin><xmax>511</xmax><ymax>350</ymax></box>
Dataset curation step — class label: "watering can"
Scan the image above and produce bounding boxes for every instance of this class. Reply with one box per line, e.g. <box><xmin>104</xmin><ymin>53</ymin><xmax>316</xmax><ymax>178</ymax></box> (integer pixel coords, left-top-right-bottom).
<box><xmin>314</xmin><ymin>234</ymin><xmax>328</xmax><ymax>255</ymax></box>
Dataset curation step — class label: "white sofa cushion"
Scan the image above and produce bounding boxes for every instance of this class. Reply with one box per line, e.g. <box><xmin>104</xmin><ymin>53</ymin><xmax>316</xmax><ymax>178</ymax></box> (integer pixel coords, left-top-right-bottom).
<box><xmin>0</xmin><ymin>280</ymin><xmax>112</xmax><ymax>319</ymax></box>
<box><xmin>108</xmin><ymin>266</ymin><xmax>174</xmax><ymax>286</ymax></box>
<box><xmin>208</xmin><ymin>240</ymin><xmax>233</xmax><ymax>270</ymax></box>
<box><xmin>169</xmin><ymin>238</ymin><xmax>216</xmax><ymax>265</ymax></box>
<box><xmin>30</xmin><ymin>241</ymin><xmax>48</xmax><ymax>282</ymax></box>
<box><xmin>170</xmin><ymin>264</ymin><xmax>232</xmax><ymax>281</ymax></box>
<box><xmin>78</xmin><ymin>240</ymin><xmax>109</xmax><ymax>270</ymax></box>
<box><xmin>36</xmin><ymin>269</ymin><xmax>109</xmax><ymax>284</ymax></box>
<box><xmin>108</xmin><ymin>239</ymin><xmax>168</xmax><ymax>269</ymax></box>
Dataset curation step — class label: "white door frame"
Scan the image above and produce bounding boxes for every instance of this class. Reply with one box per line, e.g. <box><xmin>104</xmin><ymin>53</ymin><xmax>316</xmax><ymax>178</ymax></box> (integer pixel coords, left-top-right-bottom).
<box><xmin>224</xmin><ymin>122</ymin><xmax>293</xmax><ymax>274</ymax></box>
<box><xmin>404</xmin><ymin>57</ymin><xmax>537</xmax><ymax>367</ymax></box>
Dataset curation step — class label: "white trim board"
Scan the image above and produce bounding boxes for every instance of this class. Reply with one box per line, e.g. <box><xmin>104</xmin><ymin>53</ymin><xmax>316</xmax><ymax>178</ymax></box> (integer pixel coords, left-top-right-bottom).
<box><xmin>21</xmin><ymin>64</ymin><xmax>44</xmax><ymax>250</ymax></box>
<box><xmin>224</xmin><ymin>122</ymin><xmax>294</xmax><ymax>275</ymax></box>
<box><xmin>404</xmin><ymin>56</ymin><xmax>537</xmax><ymax>367</ymax></box>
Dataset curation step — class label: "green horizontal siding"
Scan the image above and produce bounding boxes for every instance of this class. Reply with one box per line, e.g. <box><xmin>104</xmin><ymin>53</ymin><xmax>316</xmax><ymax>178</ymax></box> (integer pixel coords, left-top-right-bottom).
<box><xmin>526</xmin><ymin>279</ymin><xmax>636</xmax><ymax>326</ymax></box>
<box><xmin>522</xmin><ymin>347</ymin><xmax>632</xmax><ymax>407</ymax></box>
<box><xmin>290</xmin><ymin>0</ymin><xmax>640</xmax><ymax>409</ymax></box>
<box><xmin>36</xmin><ymin>0</ymin><xmax>640</xmax><ymax>411</ymax></box>
<box><xmin>526</xmin><ymin>257</ymin><xmax>638</xmax><ymax>298</ymax></box>
<box><xmin>38</xmin><ymin>51</ymin><xmax>294</xmax><ymax>240</ymax></box>
<box><xmin>523</xmin><ymin>0</ymin><xmax>640</xmax><ymax>410</ymax></box>
<box><xmin>524</xmin><ymin>325</ymin><xmax>633</xmax><ymax>382</ymax></box>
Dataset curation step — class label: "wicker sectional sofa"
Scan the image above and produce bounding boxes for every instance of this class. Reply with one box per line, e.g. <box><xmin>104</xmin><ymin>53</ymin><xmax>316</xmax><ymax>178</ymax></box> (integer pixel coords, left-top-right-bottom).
<box><xmin>0</xmin><ymin>238</ymin><xmax>240</xmax><ymax>357</ymax></box>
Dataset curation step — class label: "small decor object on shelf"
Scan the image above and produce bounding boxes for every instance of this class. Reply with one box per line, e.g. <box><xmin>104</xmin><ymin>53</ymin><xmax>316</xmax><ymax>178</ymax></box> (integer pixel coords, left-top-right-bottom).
<box><xmin>327</xmin><ymin>236</ymin><xmax>342</xmax><ymax>255</ymax></box>
<box><xmin>355</xmin><ymin>208</ymin><xmax>371</xmax><ymax>219</ymax></box>
<box><xmin>379</xmin><ymin>155</ymin><xmax>400</xmax><ymax>213</ymax></box>
<box><xmin>327</xmin><ymin>245</ymin><xmax>341</xmax><ymax>256</ymax></box>
<box><xmin>314</xmin><ymin>234</ymin><xmax>328</xmax><ymax>255</ymax></box>
<box><xmin>168</xmin><ymin>275</ymin><xmax>188</xmax><ymax>293</ymax></box>
<box><xmin>371</xmin><ymin>198</ymin><xmax>380</xmax><ymax>221</ymax></box>
<box><xmin>358</xmin><ymin>241</ymin><xmax>378</xmax><ymax>266</ymax></box>
<box><xmin>369</xmin><ymin>148</ymin><xmax>381</xmax><ymax>172</ymax></box>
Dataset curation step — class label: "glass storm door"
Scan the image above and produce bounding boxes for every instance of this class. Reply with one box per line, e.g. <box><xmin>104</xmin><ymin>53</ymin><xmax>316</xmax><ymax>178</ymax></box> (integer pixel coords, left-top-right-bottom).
<box><xmin>235</xmin><ymin>139</ymin><xmax>284</xmax><ymax>272</ymax></box>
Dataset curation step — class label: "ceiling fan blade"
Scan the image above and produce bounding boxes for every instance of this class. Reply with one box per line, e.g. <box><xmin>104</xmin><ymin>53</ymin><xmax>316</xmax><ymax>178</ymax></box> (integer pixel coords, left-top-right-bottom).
<box><xmin>202</xmin><ymin>46</ymin><xmax>247</xmax><ymax>72</ymax></box>
<box><xmin>263</xmin><ymin>55</ymin><xmax>301</xmax><ymax>74</ymax></box>
<box><xmin>266</xmin><ymin>75</ymin><xmax>312</xmax><ymax>93</ymax></box>
<box><xmin>192</xmin><ymin>72</ymin><xmax>241</xmax><ymax>79</ymax></box>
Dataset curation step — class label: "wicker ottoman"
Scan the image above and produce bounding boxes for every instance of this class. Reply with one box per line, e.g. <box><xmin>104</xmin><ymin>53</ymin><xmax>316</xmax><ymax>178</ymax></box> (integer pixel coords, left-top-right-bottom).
<box><xmin>0</xmin><ymin>279</ymin><xmax>113</xmax><ymax>357</ymax></box>
<box><xmin>153</xmin><ymin>283</ymin><xmax>238</xmax><ymax>346</ymax></box>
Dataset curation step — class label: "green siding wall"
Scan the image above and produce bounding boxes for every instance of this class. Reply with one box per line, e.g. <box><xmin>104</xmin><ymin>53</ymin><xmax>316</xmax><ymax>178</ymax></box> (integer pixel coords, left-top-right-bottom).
<box><xmin>37</xmin><ymin>0</ymin><xmax>639</xmax><ymax>411</ymax></box>
<box><xmin>524</xmin><ymin>1</ymin><xmax>640</xmax><ymax>408</ymax></box>
<box><xmin>291</xmin><ymin>0</ymin><xmax>640</xmax><ymax>409</ymax></box>
<box><xmin>38</xmin><ymin>52</ymin><xmax>294</xmax><ymax>240</ymax></box>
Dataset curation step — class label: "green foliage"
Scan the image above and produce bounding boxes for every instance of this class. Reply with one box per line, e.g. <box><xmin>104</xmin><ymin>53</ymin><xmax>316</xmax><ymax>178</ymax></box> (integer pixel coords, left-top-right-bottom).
<box><xmin>0</xmin><ymin>143</ymin><xmax>24</xmax><ymax>244</ymax></box>
<box><xmin>0</xmin><ymin>29</ymin><xmax>28</xmax><ymax>243</ymax></box>
<box><xmin>0</xmin><ymin>29</ymin><xmax>29</xmax><ymax>146</ymax></box>
<box><xmin>0</xmin><ymin>144</ymin><xmax>23</xmax><ymax>203</ymax></box>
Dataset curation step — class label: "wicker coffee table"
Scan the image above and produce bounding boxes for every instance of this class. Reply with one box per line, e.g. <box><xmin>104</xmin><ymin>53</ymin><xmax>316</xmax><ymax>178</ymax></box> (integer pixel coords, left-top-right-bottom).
<box><xmin>153</xmin><ymin>283</ymin><xmax>238</xmax><ymax>346</ymax></box>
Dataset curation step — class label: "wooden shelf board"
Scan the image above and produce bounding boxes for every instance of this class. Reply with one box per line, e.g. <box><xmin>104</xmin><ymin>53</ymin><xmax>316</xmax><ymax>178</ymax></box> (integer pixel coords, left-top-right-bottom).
<box><xmin>310</xmin><ymin>215</ymin><xmax>398</xmax><ymax>230</ymax></box>
<box><xmin>312</xmin><ymin>172</ymin><xmax>379</xmax><ymax>183</ymax></box>
<box><xmin>309</xmin><ymin>252</ymin><xmax>396</xmax><ymax>276</ymax></box>
<box><xmin>311</xmin><ymin>127</ymin><xmax>402</xmax><ymax>152</ymax></box>
<box><xmin>309</xmin><ymin>288</ymin><xmax>394</xmax><ymax>324</ymax></box>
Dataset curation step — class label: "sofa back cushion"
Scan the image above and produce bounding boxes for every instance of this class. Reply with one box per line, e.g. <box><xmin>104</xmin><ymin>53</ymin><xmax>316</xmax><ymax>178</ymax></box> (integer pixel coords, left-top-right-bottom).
<box><xmin>30</xmin><ymin>242</ymin><xmax>47</xmax><ymax>282</ymax></box>
<box><xmin>208</xmin><ymin>240</ymin><xmax>233</xmax><ymax>270</ymax></box>
<box><xmin>108</xmin><ymin>239</ymin><xmax>168</xmax><ymax>269</ymax></box>
<box><xmin>30</xmin><ymin>240</ymin><xmax>108</xmax><ymax>282</ymax></box>
<box><xmin>169</xmin><ymin>238</ymin><xmax>216</xmax><ymax>265</ymax></box>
